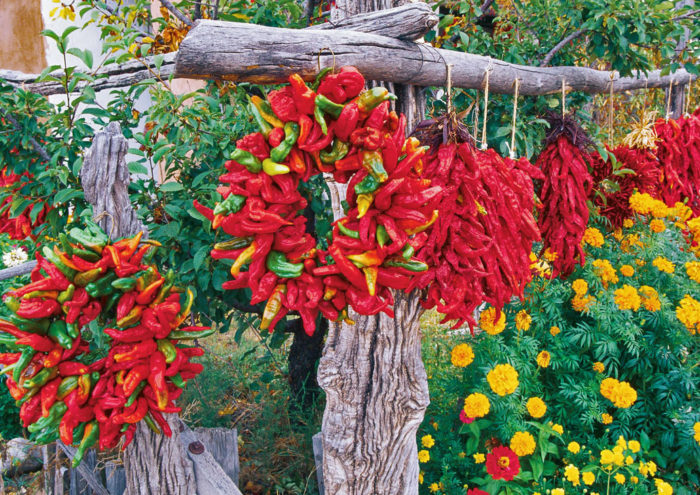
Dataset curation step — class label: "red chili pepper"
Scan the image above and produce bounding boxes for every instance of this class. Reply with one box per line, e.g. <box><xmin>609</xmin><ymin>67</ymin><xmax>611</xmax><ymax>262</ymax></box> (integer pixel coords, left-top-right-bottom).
<box><xmin>236</xmin><ymin>132</ymin><xmax>270</xmax><ymax>161</ymax></box>
<box><xmin>289</xmin><ymin>74</ymin><xmax>316</xmax><ymax>115</ymax></box>
<box><xmin>147</xmin><ymin>352</ymin><xmax>169</xmax><ymax>411</ymax></box>
<box><xmin>114</xmin><ymin>340</ymin><xmax>157</xmax><ymax>363</ymax></box>
<box><xmin>16</xmin><ymin>334</ymin><xmax>56</xmax><ymax>353</ymax></box>
<box><xmin>58</xmin><ymin>361</ymin><xmax>90</xmax><ymax>376</ymax></box>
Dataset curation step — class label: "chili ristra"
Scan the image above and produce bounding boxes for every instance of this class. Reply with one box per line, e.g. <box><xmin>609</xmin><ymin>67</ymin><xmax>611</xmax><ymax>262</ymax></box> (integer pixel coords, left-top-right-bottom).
<box><xmin>0</xmin><ymin>223</ymin><xmax>210</xmax><ymax>465</ymax></box>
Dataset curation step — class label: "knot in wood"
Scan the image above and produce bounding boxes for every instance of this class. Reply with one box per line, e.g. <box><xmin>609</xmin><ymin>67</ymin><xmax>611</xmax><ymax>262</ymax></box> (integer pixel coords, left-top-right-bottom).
<box><xmin>188</xmin><ymin>441</ymin><xmax>205</xmax><ymax>455</ymax></box>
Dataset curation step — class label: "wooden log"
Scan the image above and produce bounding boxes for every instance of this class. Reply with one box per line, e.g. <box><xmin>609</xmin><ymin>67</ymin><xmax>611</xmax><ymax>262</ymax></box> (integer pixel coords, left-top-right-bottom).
<box><xmin>56</xmin><ymin>443</ymin><xmax>110</xmax><ymax>495</ymax></box>
<box><xmin>312</xmin><ymin>433</ymin><xmax>325</xmax><ymax>495</ymax></box>
<box><xmin>314</xmin><ymin>2</ymin><xmax>437</xmax><ymax>40</ymax></box>
<box><xmin>192</xmin><ymin>427</ymin><xmax>239</xmax><ymax>486</ymax></box>
<box><xmin>0</xmin><ymin>260</ymin><xmax>37</xmax><ymax>281</ymax></box>
<box><xmin>105</xmin><ymin>461</ymin><xmax>127</xmax><ymax>495</ymax></box>
<box><xmin>174</xmin><ymin>20</ymin><xmax>697</xmax><ymax>95</ymax></box>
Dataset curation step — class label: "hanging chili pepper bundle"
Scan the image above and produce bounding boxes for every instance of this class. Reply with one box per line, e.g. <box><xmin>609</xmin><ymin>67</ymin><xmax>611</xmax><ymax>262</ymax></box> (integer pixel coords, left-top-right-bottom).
<box><xmin>198</xmin><ymin>67</ymin><xmax>441</xmax><ymax>336</ymax></box>
<box><xmin>589</xmin><ymin>145</ymin><xmax>660</xmax><ymax>228</ymax></box>
<box><xmin>535</xmin><ymin>112</ymin><xmax>594</xmax><ymax>278</ymax></box>
<box><xmin>0</xmin><ymin>222</ymin><xmax>210</xmax><ymax>466</ymax></box>
<box><xmin>654</xmin><ymin>113</ymin><xmax>700</xmax><ymax>214</ymax></box>
<box><xmin>410</xmin><ymin>115</ymin><xmax>542</xmax><ymax>328</ymax></box>
<box><xmin>0</xmin><ymin>163</ymin><xmax>50</xmax><ymax>240</ymax></box>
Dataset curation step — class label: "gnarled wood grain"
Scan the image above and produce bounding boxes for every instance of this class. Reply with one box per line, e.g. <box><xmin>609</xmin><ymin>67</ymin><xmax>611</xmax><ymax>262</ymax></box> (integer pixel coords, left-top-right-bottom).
<box><xmin>174</xmin><ymin>20</ymin><xmax>696</xmax><ymax>95</ymax></box>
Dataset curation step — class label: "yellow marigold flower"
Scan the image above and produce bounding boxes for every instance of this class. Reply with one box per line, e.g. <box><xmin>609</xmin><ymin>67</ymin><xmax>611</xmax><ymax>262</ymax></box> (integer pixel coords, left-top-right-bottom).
<box><xmin>628</xmin><ymin>440</ymin><xmax>640</xmax><ymax>453</ymax></box>
<box><xmin>601</xmin><ymin>413</ymin><xmax>613</xmax><ymax>424</ymax></box>
<box><xmin>510</xmin><ymin>431</ymin><xmax>536</xmax><ymax>456</ymax></box>
<box><xmin>635</xmin><ymin>258</ymin><xmax>646</xmax><ymax>266</ymax></box>
<box><xmin>629</xmin><ymin>192</ymin><xmax>654</xmax><ymax>215</ymax></box>
<box><xmin>418</xmin><ymin>449</ymin><xmax>430</xmax><ymax>463</ymax></box>
<box><xmin>686</xmin><ymin>261</ymin><xmax>700</xmax><ymax>283</ymax></box>
<box><xmin>551</xmin><ymin>489</ymin><xmax>565</xmax><ymax>495</ymax></box>
<box><xmin>639</xmin><ymin>285</ymin><xmax>661</xmax><ymax>312</ymax></box>
<box><xmin>451</xmin><ymin>343</ymin><xmax>475</xmax><ymax>367</ymax></box>
<box><xmin>421</xmin><ymin>435</ymin><xmax>435</xmax><ymax>449</ymax></box>
<box><xmin>615</xmin><ymin>473</ymin><xmax>626</xmax><ymax>484</ymax></box>
<box><xmin>473</xmin><ymin>452</ymin><xmax>485</xmax><ymax>464</ymax></box>
<box><xmin>550</xmin><ymin>325</ymin><xmax>561</xmax><ymax>336</ymax></box>
<box><xmin>536</xmin><ymin>350</ymin><xmax>551</xmax><ymax>368</ymax></box>
<box><xmin>614</xmin><ymin>284</ymin><xmax>641</xmax><ymax>311</ymax></box>
<box><xmin>479</xmin><ymin>307</ymin><xmax>506</xmax><ymax>335</ymax></box>
<box><xmin>543</xmin><ymin>248</ymin><xmax>558</xmax><ymax>262</ymax></box>
<box><xmin>593</xmin><ymin>361</ymin><xmax>605</xmax><ymax>373</ymax></box>
<box><xmin>551</xmin><ymin>423</ymin><xmax>564</xmax><ymax>434</ymax></box>
<box><xmin>613</xmin><ymin>228</ymin><xmax>623</xmax><ymax>241</ymax></box>
<box><xmin>654</xmin><ymin>478</ymin><xmax>673</xmax><ymax>495</ymax></box>
<box><xmin>458</xmin><ymin>451</ymin><xmax>466</xmax><ymax>458</ymax></box>
<box><xmin>620</xmin><ymin>264</ymin><xmax>635</xmax><ymax>277</ymax></box>
<box><xmin>600</xmin><ymin>449</ymin><xmax>615</xmax><ymax>465</ymax></box>
<box><xmin>419</xmin><ymin>472</ymin><xmax>424</xmax><ymax>484</ymax></box>
<box><xmin>650</xmin><ymin>218</ymin><xmax>666</xmax><ymax>233</ymax></box>
<box><xmin>429</xmin><ymin>482</ymin><xmax>439</xmax><ymax>493</ymax></box>
<box><xmin>582</xmin><ymin>471</ymin><xmax>595</xmax><ymax>485</ymax></box>
<box><xmin>651</xmin><ymin>201</ymin><xmax>669</xmax><ymax>218</ymax></box>
<box><xmin>564</xmin><ymin>464</ymin><xmax>580</xmax><ymax>486</ymax></box>
<box><xmin>609</xmin><ymin>380</ymin><xmax>637</xmax><ymax>408</ymax></box>
<box><xmin>652</xmin><ymin>256</ymin><xmax>675</xmax><ymax>273</ymax></box>
<box><xmin>567</xmin><ymin>441</ymin><xmax>580</xmax><ymax>454</ymax></box>
<box><xmin>630</xmin><ymin>476</ymin><xmax>639</xmax><ymax>484</ymax></box>
<box><xmin>432</xmin><ymin>421</ymin><xmax>438</xmax><ymax>430</ymax></box>
<box><xmin>676</xmin><ymin>295</ymin><xmax>700</xmax><ymax>334</ymax></box>
<box><xmin>572</xmin><ymin>294</ymin><xmax>595</xmax><ymax>312</ymax></box>
<box><xmin>593</xmin><ymin>259</ymin><xmax>619</xmax><ymax>287</ymax></box>
<box><xmin>616</xmin><ymin>436</ymin><xmax>626</xmax><ymax>450</ymax></box>
<box><xmin>612</xmin><ymin>447</ymin><xmax>625</xmax><ymax>466</ymax></box>
<box><xmin>583</xmin><ymin>227</ymin><xmax>605</xmax><ymax>247</ymax></box>
<box><xmin>693</xmin><ymin>422</ymin><xmax>700</xmax><ymax>445</ymax></box>
<box><xmin>600</xmin><ymin>377</ymin><xmax>619</xmax><ymax>399</ymax></box>
<box><xmin>463</xmin><ymin>393</ymin><xmax>490</xmax><ymax>418</ymax></box>
<box><xmin>572</xmin><ymin>279</ymin><xmax>588</xmax><ymax>296</ymax></box>
<box><xmin>621</xmin><ymin>233</ymin><xmax>644</xmax><ymax>253</ymax></box>
<box><xmin>526</xmin><ymin>397</ymin><xmax>547</xmax><ymax>418</ymax></box>
<box><xmin>672</xmin><ymin>201</ymin><xmax>693</xmax><ymax>221</ymax></box>
<box><xmin>625</xmin><ymin>455</ymin><xmax>634</xmax><ymax>465</ymax></box>
<box><xmin>487</xmin><ymin>364</ymin><xmax>519</xmax><ymax>396</ymax></box>
<box><xmin>623</xmin><ymin>218</ymin><xmax>634</xmax><ymax>228</ymax></box>
<box><xmin>515</xmin><ymin>310</ymin><xmax>531</xmax><ymax>331</ymax></box>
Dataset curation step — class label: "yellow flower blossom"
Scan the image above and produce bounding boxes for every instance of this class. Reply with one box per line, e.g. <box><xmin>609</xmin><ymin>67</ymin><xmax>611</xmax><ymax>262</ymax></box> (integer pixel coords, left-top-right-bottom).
<box><xmin>653</xmin><ymin>256</ymin><xmax>675</xmax><ymax>273</ymax></box>
<box><xmin>694</xmin><ymin>422</ymin><xmax>700</xmax><ymax>445</ymax></box>
<box><xmin>600</xmin><ymin>449</ymin><xmax>615</xmax><ymax>465</ymax></box>
<box><xmin>429</xmin><ymin>482</ymin><xmax>439</xmax><ymax>493</ymax></box>
<box><xmin>639</xmin><ymin>286</ymin><xmax>661</xmax><ymax>312</ymax></box>
<box><xmin>650</xmin><ymin>218</ymin><xmax>666</xmax><ymax>233</ymax></box>
<box><xmin>572</xmin><ymin>279</ymin><xmax>588</xmax><ymax>295</ymax></box>
<box><xmin>463</xmin><ymin>393</ymin><xmax>490</xmax><ymax>418</ymax></box>
<box><xmin>582</xmin><ymin>471</ymin><xmax>595</xmax><ymax>485</ymax></box>
<box><xmin>515</xmin><ymin>310</ymin><xmax>531</xmax><ymax>331</ymax></box>
<box><xmin>601</xmin><ymin>413</ymin><xmax>613</xmax><ymax>424</ymax></box>
<box><xmin>600</xmin><ymin>378</ymin><xmax>637</xmax><ymax>408</ymax></box>
<box><xmin>567</xmin><ymin>441</ymin><xmax>580</xmax><ymax>454</ymax></box>
<box><xmin>686</xmin><ymin>261</ymin><xmax>700</xmax><ymax>283</ymax></box>
<box><xmin>543</xmin><ymin>248</ymin><xmax>558</xmax><ymax>262</ymax></box>
<box><xmin>487</xmin><ymin>364</ymin><xmax>519</xmax><ymax>396</ymax></box>
<box><xmin>551</xmin><ymin>489</ymin><xmax>565</xmax><ymax>495</ymax></box>
<box><xmin>676</xmin><ymin>294</ymin><xmax>700</xmax><ymax>334</ymax></box>
<box><xmin>550</xmin><ymin>325</ymin><xmax>561</xmax><ymax>336</ymax></box>
<box><xmin>593</xmin><ymin>361</ymin><xmax>605</xmax><ymax>373</ymax></box>
<box><xmin>630</xmin><ymin>476</ymin><xmax>639</xmax><ymax>484</ymax></box>
<box><xmin>583</xmin><ymin>227</ymin><xmax>604</xmax><ymax>247</ymax></box>
<box><xmin>564</xmin><ymin>464</ymin><xmax>580</xmax><ymax>486</ymax></box>
<box><xmin>572</xmin><ymin>294</ymin><xmax>595</xmax><ymax>312</ymax></box>
<box><xmin>623</xmin><ymin>218</ymin><xmax>634</xmax><ymax>228</ymax></box>
<box><xmin>418</xmin><ymin>450</ymin><xmax>430</xmax><ymax>463</ymax></box>
<box><xmin>479</xmin><ymin>307</ymin><xmax>506</xmax><ymax>335</ymax></box>
<box><xmin>473</xmin><ymin>453</ymin><xmax>485</xmax><ymax>464</ymax></box>
<box><xmin>614</xmin><ymin>284</ymin><xmax>641</xmax><ymax>311</ymax></box>
<box><xmin>451</xmin><ymin>343</ymin><xmax>474</xmax><ymax>367</ymax></box>
<box><xmin>593</xmin><ymin>259</ymin><xmax>619</xmax><ymax>287</ymax></box>
<box><xmin>628</xmin><ymin>440</ymin><xmax>640</xmax><ymax>453</ymax></box>
<box><xmin>551</xmin><ymin>423</ymin><xmax>564</xmax><ymax>434</ymax></box>
<box><xmin>619</xmin><ymin>264</ymin><xmax>635</xmax><ymax>277</ymax></box>
<box><xmin>640</xmin><ymin>460</ymin><xmax>657</xmax><ymax>477</ymax></box>
<box><xmin>510</xmin><ymin>431</ymin><xmax>536</xmax><ymax>456</ymax></box>
<box><xmin>614</xmin><ymin>473</ymin><xmax>626</xmax><ymax>484</ymax></box>
<box><xmin>536</xmin><ymin>350</ymin><xmax>551</xmax><ymax>368</ymax></box>
<box><xmin>526</xmin><ymin>397</ymin><xmax>547</xmax><ymax>418</ymax></box>
<box><xmin>421</xmin><ymin>435</ymin><xmax>435</xmax><ymax>449</ymax></box>
<box><xmin>654</xmin><ymin>478</ymin><xmax>673</xmax><ymax>495</ymax></box>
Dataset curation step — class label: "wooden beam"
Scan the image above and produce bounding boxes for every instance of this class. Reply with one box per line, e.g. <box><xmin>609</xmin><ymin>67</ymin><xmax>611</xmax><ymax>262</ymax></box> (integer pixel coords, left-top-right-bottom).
<box><xmin>175</xmin><ymin>20</ymin><xmax>697</xmax><ymax>95</ymax></box>
<box><xmin>0</xmin><ymin>261</ymin><xmax>36</xmax><ymax>281</ymax></box>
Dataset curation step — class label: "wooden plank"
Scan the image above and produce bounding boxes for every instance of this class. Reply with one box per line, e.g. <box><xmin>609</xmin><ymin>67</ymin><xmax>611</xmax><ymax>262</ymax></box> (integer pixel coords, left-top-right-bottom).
<box><xmin>105</xmin><ymin>461</ymin><xmax>127</xmax><ymax>495</ymax></box>
<box><xmin>312</xmin><ymin>432</ymin><xmax>324</xmax><ymax>495</ymax></box>
<box><xmin>57</xmin><ymin>442</ymin><xmax>110</xmax><ymax>495</ymax></box>
<box><xmin>0</xmin><ymin>260</ymin><xmax>36</xmax><ymax>281</ymax></box>
<box><xmin>192</xmin><ymin>427</ymin><xmax>239</xmax><ymax>486</ymax></box>
<box><xmin>174</xmin><ymin>20</ymin><xmax>697</xmax><ymax>95</ymax></box>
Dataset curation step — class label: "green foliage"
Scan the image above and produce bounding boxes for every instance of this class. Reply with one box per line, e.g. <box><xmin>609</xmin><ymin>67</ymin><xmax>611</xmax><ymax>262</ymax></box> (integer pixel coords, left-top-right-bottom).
<box><xmin>418</xmin><ymin>211</ymin><xmax>699</xmax><ymax>494</ymax></box>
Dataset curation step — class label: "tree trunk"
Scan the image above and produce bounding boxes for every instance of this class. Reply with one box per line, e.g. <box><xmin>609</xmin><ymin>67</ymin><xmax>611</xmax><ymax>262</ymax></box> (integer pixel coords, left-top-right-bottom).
<box><xmin>666</xmin><ymin>0</ymin><xmax>694</xmax><ymax>119</ymax></box>
<box><xmin>317</xmin><ymin>1</ymin><xmax>429</xmax><ymax>493</ymax></box>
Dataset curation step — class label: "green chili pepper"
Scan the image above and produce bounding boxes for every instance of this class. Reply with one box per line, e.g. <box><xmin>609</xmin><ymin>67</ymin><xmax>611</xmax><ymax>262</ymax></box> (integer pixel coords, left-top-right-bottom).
<box><xmin>262</xmin><ymin>158</ymin><xmax>290</xmax><ymax>176</ymax></box>
<box><xmin>0</xmin><ymin>334</ymin><xmax>16</xmax><ymax>347</ymax></box>
<box><xmin>42</xmin><ymin>246</ymin><xmax>77</xmax><ymax>279</ymax></box>
<box><xmin>59</xmin><ymin>233</ymin><xmax>74</xmax><ymax>256</ymax></box>
<box><xmin>213</xmin><ymin>236</ymin><xmax>254</xmax><ymax>251</ymax></box>
<box><xmin>71</xmin><ymin>422</ymin><xmax>87</xmax><ymax>446</ymax></box>
<box><xmin>72</xmin><ymin>421</ymin><xmax>99</xmax><ymax>467</ymax></box>
<box><xmin>311</xmin><ymin>67</ymin><xmax>333</xmax><ymax>91</ymax></box>
<box><xmin>13</xmin><ymin>349</ymin><xmax>35</xmax><ymax>383</ymax></box>
<box><xmin>67</xmin><ymin>228</ymin><xmax>105</xmax><ymax>253</ymax></box>
<box><xmin>230</xmin><ymin>148</ymin><xmax>262</xmax><ymax>173</ymax></box>
<box><xmin>4</xmin><ymin>296</ymin><xmax>20</xmax><ymax>313</ymax></box>
<box><xmin>9</xmin><ymin>314</ymin><xmax>49</xmax><ymax>334</ymax></box>
<box><xmin>75</xmin><ymin>268</ymin><xmax>103</xmax><ymax>287</ymax></box>
<box><xmin>71</xmin><ymin>247</ymin><xmax>101</xmax><ymax>262</ymax></box>
<box><xmin>85</xmin><ymin>273</ymin><xmax>118</xmax><ymax>298</ymax></box>
<box><xmin>401</xmin><ymin>243</ymin><xmax>415</xmax><ymax>261</ymax></box>
<box><xmin>143</xmin><ymin>414</ymin><xmax>161</xmax><ymax>434</ymax></box>
<box><xmin>24</xmin><ymin>367</ymin><xmax>57</xmax><ymax>390</ymax></box>
<box><xmin>125</xmin><ymin>381</ymin><xmax>147</xmax><ymax>408</ymax></box>
<box><xmin>15</xmin><ymin>387</ymin><xmax>39</xmax><ymax>406</ymax></box>
<box><xmin>213</xmin><ymin>194</ymin><xmax>246</xmax><ymax>216</ymax></box>
<box><xmin>337</xmin><ymin>221</ymin><xmax>360</xmax><ymax>239</ymax></box>
<box><xmin>314</xmin><ymin>104</ymin><xmax>328</xmax><ymax>135</ymax></box>
<box><xmin>66</xmin><ymin>322</ymin><xmax>79</xmax><ymax>340</ymax></box>
<box><xmin>103</xmin><ymin>291</ymin><xmax>121</xmax><ymax>315</ymax></box>
<box><xmin>247</xmin><ymin>99</ymin><xmax>273</xmax><ymax>138</ymax></box>
<box><xmin>57</xmin><ymin>284</ymin><xmax>75</xmax><ymax>304</ymax></box>
<box><xmin>48</xmin><ymin>321</ymin><xmax>73</xmax><ymax>350</ymax></box>
<box><xmin>270</xmin><ymin>122</ymin><xmax>300</xmax><ymax>163</ymax></box>
<box><xmin>354</xmin><ymin>174</ymin><xmax>380</xmax><ymax>195</ymax></box>
<box><xmin>170</xmin><ymin>373</ymin><xmax>186</xmax><ymax>389</ymax></box>
<box><xmin>383</xmin><ymin>259</ymin><xmax>429</xmax><ymax>272</ymax></box>
<box><xmin>169</xmin><ymin>328</ymin><xmax>216</xmax><ymax>340</ymax></box>
<box><xmin>376</xmin><ymin>225</ymin><xmax>390</xmax><ymax>247</ymax></box>
<box><xmin>28</xmin><ymin>402</ymin><xmax>67</xmax><ymax>433</ymax></box>
<box><xmin>157</xmin><ymin>339</ymin><xmax>177</xmax><ymax>364</ymax></box>
<box><xmin>315</xmin><ymin>94</ymin><xmax>345</xmax><ymax>119</ymax></box>
<box><xmin>356</xmin><ymin>87</ymin><xmax>396</xmax><ymax>113</ymax></box>
<box><xmin>362</xmin><ymin>150</ymin><xmax>388</xmax><ymax>183</ymax></box>
<box><xmin>266</xmin><ymin>250</ymin><xmax>304</xmax><ymax>278</ymax></box>
<box><xmin>111</xmin><ymin>277</ymin><xmax>137</xmax><ymax>291</ymax></box>
<box><xmin>57</xmin><ymin>376</ymin><xmax>79</xmax><ymax>400</ymax></box>
<box><xmin>320</xmin><ymin>139</ymin><xmax>350</xmax><ymax>164</ymax></box>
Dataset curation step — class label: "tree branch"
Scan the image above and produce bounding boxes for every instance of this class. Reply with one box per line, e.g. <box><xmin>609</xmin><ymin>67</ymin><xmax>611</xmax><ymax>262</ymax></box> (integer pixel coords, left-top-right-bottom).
<box><xmin>540</xmin><ymin>28</ymin><xmax>588</xmax><ymax>67</ymax></box>
<box><xmin>672</xmin><ymin>8</ymin><xmax>700</xmax><ymax>20</ymax></box>
<box><xmin>479</xmin><ymin>0</ymin><xmax>495</xmax><ymax>14</ymax></box>
<box><xmin>160</xmin><ymin>0</ymin><xmax>194</xmax><ymax>27</ymax></box>
<box><xmin>0</xmin><ymin>108</ymin><xmax>51</xmax><ymax>161</ymax></box>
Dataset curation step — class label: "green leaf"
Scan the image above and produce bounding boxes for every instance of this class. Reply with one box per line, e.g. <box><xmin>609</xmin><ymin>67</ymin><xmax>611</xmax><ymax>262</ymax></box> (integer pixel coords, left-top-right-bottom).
<box><xmin>53</xmin><ymin>188</ymin><xmax>83</xmax><ymax>205</ymax></box>
<box><xmin>28</xmin><ymin>202</ymin><xmax>44</xmax><ymax>224</ymax></box>
<box><xmin>66</xmin><ymin>48</ymin><xmax>93</xmax><ymax>69</ymax></box>
<box><xmin>193</xmin><ymin>245</ymin><xmax>209</xmax><ymax>272</ymax></box>
<box><xmin>9</xmin><ymin>198</ymin><xmax>32</xmax><ymax>218</ymax></box>
<box><xmin>160</xmin><ymin>182</ymin><xmax>184</xmax><ymax>193</ymax></box>
<box><xmin>128</xmin><ymin>163</ymin><xmax>150</xmax><ymax>175</ymax></box>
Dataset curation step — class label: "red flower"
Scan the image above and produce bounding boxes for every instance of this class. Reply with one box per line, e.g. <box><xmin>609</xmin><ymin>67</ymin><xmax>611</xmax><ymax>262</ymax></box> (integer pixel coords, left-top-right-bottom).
<box><xmin>459</xmin><ymin>410</ymin><xmax>474</xmax><ymax>424</ymax></box>
<box><xmin>467</xmin><ymin>489</ymin><xmax>490</xmax><ymax>495</ymax></box>
<box><xmin>485</xmin><ymin>445</ymin><xmax>520</xmax><ymax>481</ymax></box>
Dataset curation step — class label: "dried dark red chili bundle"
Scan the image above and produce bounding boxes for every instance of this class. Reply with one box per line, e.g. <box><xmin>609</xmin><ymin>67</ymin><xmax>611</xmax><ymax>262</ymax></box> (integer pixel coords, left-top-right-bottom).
<box><xmin>410</xmin><ymin>114</ymin><xmax>541</xmax><ymax>328</ymax></box>
<box><xmin>0</xmin><ymin>223</ymin><xmax>210</xmax><ymax>466</ymax></box>
<box><xmin>199</xmin><ymin>67</ymin><xmax>441</xmax><ymax>336</ymax></box>
<box><xmin>0</xmin><ymin>160</ymin><xmax>50</xmax><ymax>240</ymax></box>
<box><xmin>654</xmin><ymin>113</ymin><xmax>700</xmax><ymax>213</ymax></box>
<box><xmin>535</xmin><ymin>112</ymin><xmax>593</xmax><ymax>278</ymax></box>
<box><xmin>589</xmin><ymin>146</ymin><xmax>660</xmax><ymax>228</ymax></box>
